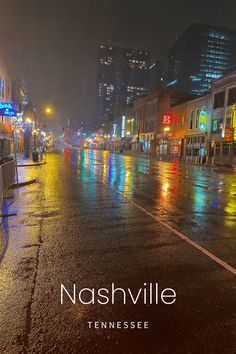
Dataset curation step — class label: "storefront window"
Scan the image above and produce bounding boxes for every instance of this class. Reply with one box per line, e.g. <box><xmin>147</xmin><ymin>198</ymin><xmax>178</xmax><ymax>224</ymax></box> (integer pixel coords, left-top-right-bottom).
<box><xmin>186</xmin><ymin>147</ymin><xmax>192</xmax><ymax>156</ymax></box>
<box><xmin>222</xmin><ymin>143</ymin><xmax>230</xmax><ymax>155</ymax></box>
<box><xmin>189</xmin><ymin>111</ymin><xmax>194</xmax><ymax>129</ymax></box>
<box><xmin>213</xmin><ymin>91</ymin><xmax>225</xmax><ymax>109</ymax></box>
<box><xmin>226</xmin><ymin>116</ymin><xmax>232</xmax><ymax>126</ymax></box>
<box><xmin>215</xmin><ymin>143</ymin><xmax>221</xmax><ymax>155</ymax></box>
<box><xmin>227</xmin><ymin>87</ymin><xmax>236</xmax><ymax>106</ymax></box>
<box><xmin>232</xmin><ymin>143</ymin><xmax>236</xmax><ymax>155</ymax></box>
<box><xmin>195</xmin><ymin>109</ymin><xmax>199</xmax><ymax>129</ymax></box>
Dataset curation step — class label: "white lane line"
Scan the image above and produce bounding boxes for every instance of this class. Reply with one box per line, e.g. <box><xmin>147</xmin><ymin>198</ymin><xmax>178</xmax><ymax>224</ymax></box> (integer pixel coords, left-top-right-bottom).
<box><xmin>125</xmin><ymin>196</ymin><xmax>236</xmax><ymax>276</ymax></box>
<box><xmin>70</xmin><ymin>156</ymin><xmax>236</xmax><ymax>276</ymax></box>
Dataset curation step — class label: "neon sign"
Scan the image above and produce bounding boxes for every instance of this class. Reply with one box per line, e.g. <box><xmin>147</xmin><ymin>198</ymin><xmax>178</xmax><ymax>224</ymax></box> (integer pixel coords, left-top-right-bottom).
<box><xmin>199</xmin><ymin>110</ymin><xmax>207</xmax><ymax>131</ymax></box>
<box><xmin>0</xmin><ymin>102</ymin><xmax>16</xmax><ymax>117</ymax></box>
<box><xmin>2</xmin><ymin>109</ymin><xmax>16</xmax><ymax>117</ymax></box>
<box><xmin>0</xmin><ymin>102</ymin><xmax>14</xmax><ymax>110</ymax></box>
<box><xmin>212</xmin><ymin>119</ymin><xmax>218</xmax><ymax>132</ymax></box>
<box><xmin>163</xmin><ymin>115</ymin><xmax>171</xmax><ymax>125</ymax></box>
<box><xmin>172</xmin><ymin>145</ymin><xmax>179</xmax><ymax>153</ymax></box>
<box><xmin>121</xmin><ymin>115</ymin><xmax>125</xmax><ymax>138</ymax></box>
<box><xmin>113</xmin><ymin>123</ymin><xmax>117</xmax><ymax>136</ymax></box>
<box><xmin>163</xmin><ymin>113</ymin><xmax>180</xmax><ymax>125</ymax></box>
<box><xmin>11</xmin><ymin>112</ymin><xmax>23</xmax><ymax>127</ymax></box>
<box><xmin>232</xmin><ymin>105</ymin><xmax>236</xmax><ymax>141</ymax></box>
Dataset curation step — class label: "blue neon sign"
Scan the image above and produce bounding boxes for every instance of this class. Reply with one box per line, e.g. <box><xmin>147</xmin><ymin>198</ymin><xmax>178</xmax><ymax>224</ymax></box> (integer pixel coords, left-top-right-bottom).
<box><xmin>0</xmin><ymin>102</ymin><xmax>17</xmax><ymax>117</ymax></box>
<box><xmin>0</xmin><ymin>102</ymin><xmax>14</xmax><ymax>110</ymax></box>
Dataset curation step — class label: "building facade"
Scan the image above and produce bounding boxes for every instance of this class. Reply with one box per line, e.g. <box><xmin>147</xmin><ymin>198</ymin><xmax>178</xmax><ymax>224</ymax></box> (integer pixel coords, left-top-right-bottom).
<box><xmin>96</xmin><ymin>44</ymin><xmax>150</xmax><ymax>122</ymax></box>
<box><xmin>168</xmin><ymin>23</ymin><xmax>236</xmax><ymax>95</ymax></box>
<box><xmin>134</xmin><ymin>90</ymin><xmax>194</xmax><ymax>155</ymax></box>
<box><xmin>210</xmin><ymin>71</ymin><xmax>236</xmax><ymax>165</ymax></box>
<box><xmin>0</xmin><ymin>58</ymin><xmax>13</xmax><ymax>157</ymax></box>
<box><xmin>184</xmin><ymin>95</ymin><xmax>211</xmax><ymax>162</ymax></box>
<box><xmin>160</xmin><ymin>70</ymin><xmax>236</xmax><ymax>165</ymax></box>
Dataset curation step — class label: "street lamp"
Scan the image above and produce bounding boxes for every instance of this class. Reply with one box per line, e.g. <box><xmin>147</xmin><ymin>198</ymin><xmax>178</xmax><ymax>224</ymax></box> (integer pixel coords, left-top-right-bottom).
<box><xmin>24</xmin><ymin>117</ymin><xmax>33</xmax><ymax>158</ymax></box>
<box><xmin>26</xmin><ymin>117</ymin><xmax>32</xmax><ymax>124</ymax></box>
<box><xmin>45</xmin><ymin>107</ymin><xmax>52</xmax><ymax>115</ymax></box>
<box><xmin>33</xmin><ymin>129</ymin><xmax>39</xmax><ymax>148</ymax></box>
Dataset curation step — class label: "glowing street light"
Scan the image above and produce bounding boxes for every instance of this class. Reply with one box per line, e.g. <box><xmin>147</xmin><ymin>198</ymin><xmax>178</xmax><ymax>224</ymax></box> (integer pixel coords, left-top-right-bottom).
<box><xmin>45</xmin><ymin>106</ymin><xmax>52</xmax><ymax>115</ymax></box>
<box><xmin>25</xmin><ymin>117</ymin><xmax>32</xmax><ymax>124</ymax></box>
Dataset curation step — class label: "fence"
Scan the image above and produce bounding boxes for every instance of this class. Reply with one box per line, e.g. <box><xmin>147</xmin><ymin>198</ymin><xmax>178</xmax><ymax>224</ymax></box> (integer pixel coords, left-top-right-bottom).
<box><xmin>0</xmin><ymin>159</ymin><xmax>16</xmax><ymax>195</ymax></box>
<box><xmin>213</xmin><ymin>155</ymin><xmax>236</xmax><ymax>166</ymax></box>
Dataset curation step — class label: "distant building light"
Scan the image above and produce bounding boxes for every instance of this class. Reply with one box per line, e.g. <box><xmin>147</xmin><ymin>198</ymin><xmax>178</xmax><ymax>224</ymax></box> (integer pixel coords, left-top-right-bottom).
<box><xmin>149</xmin><ymin>63</ymin><xmax>156</xmax><ymax>70</ymax></box>
<box><xmin>167</xmin><ymin>80</ymin><xmax>177</xmax><ymax>87</ymax></box>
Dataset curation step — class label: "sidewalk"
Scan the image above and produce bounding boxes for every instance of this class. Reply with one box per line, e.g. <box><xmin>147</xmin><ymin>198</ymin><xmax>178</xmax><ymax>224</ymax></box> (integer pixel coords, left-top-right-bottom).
<box><xmin>16</xmin><ymin>152</ymin><xmax>46</xmax><ymax>167</ymax></box>
<box><xmin>1</xmin><ymin>157</ymin><xmax>44</xmax><ymax>261</ymax></box>
<box><xmin>15</xmin><ymin>153</ymin><xmax>46</xmax><ymax>186</ymax></box>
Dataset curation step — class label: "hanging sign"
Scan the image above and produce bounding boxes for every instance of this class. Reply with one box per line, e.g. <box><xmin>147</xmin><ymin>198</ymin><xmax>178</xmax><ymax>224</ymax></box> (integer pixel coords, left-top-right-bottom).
<box><xmin>0</xmin><ymin>102</ymin><xmax>16</xmax><ymax>117</ymax></box>
<box><xmin>232</xmin><ymin>105</ymin><xmax>236</xmax><ymax>141</ymax></box>
<box><xmin>199</xmin><ymin>110</ymin><xmax>207</xmax><ymax>131</ymax></box>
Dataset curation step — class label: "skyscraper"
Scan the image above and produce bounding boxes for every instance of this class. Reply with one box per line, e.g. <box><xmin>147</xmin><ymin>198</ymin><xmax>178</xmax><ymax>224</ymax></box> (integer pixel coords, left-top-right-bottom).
<box><xmin>167</xmin><ymin>23</ymin><xmax>236</xmax><ymax>95</ymax></box>
<box><xmin>96</xmin><ymin>44</ymin><xmax>150</xmax><ymax>122</ymax></box>
<box><xmin>149</xmin><ymin>61</ymin><xmax>167</xmax><ymax>92</ymax></box>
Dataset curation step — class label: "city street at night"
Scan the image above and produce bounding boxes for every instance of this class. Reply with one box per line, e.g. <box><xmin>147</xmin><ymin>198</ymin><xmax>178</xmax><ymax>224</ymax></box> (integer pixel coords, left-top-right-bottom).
<box><xmin>0</xmin><ymin>150</ymin><xmax>235</xmax><ymax>353</ymax></box>
<box><xmin>1</xmin><ymin>1</ymin><xmax>236</xmax><ymax>353</ymax></box>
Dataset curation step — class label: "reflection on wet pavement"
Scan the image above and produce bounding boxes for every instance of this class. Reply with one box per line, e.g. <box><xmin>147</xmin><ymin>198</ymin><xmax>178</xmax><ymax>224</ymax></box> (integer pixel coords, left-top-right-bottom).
<box><xmin>67</xmin><ymin>148</ymin><xmax>236</xmax><ymax>267</ymax></box>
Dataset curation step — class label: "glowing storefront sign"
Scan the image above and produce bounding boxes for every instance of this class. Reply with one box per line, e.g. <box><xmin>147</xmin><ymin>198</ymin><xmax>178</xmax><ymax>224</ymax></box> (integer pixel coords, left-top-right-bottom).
<box><xmin>172</xmin><ymin>145</ymin><xmax>179</xmax><ymax>153</ymax></box>
<box><xmin>163</xmin><ymin>113</ymin><xmax>180</xmax><ymax>126</ymax></box>
<box><xmin>212</xmin><ymin>119</ymin><xmax>218</xmax><ymax>132</ymax></box>
<box><xmin>11</xmin><ymin>112</ymin><xmax>23</xmax><ymax>128</ymax></box>
<box><xmin>232</xmin><ymin>105</ymin><xmax>236</xmax><ymax>141</ymax></box>
<box><xmin>0</xmin><ymin>102</ymin><xmax>14</xmax><ymax>110</ymax></box>
<box><xmin>0</xmin><ymin>102</ymin><xmax>16</xmax><ymax>117</ymax></box>
<box><xmin>163</xmin><ymin>115</ymin><xmax>171</xmax><ymax>125</ymax></box>
<box><xmin>199</xmin><ymin>110</ymin><xmax>207</xmax><ymax>131</ymax></box>
<box><xmin>1</xmin><ymin>109</ymin><xmax>16</xmax><ymax>117</ymax></box>
<box><xmin>224</xmin><ymin>127</ymin><xmax>234</xmax><ymax>141</ymax></box>
<box><xmin>121</xmin><ymin>115</ymin><xmax>125</xmax><ymax>138</ymax></box>
<box><xmin>113</xmin><ymin>123</ymin><xmax>117</xmax><ymax>136</ymax></box>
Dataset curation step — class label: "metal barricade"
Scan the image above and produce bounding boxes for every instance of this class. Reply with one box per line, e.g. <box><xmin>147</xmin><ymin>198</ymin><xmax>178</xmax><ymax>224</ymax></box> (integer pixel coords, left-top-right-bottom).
<box><xmin>0</xmin><ymin>160</ymin><xmax>16</xmax><ymax>194</ymax></box>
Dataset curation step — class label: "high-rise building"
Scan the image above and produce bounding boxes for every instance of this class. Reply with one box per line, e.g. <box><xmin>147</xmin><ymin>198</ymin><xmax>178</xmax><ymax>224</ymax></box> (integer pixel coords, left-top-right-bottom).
<box><xmin>149</xmin><ymin>61</ymin><xmax>167</xmax><ymax>92</ymax></box>
<box><xmin>96</xmin><ymin>44</ymin><xmax>150</xmax><ymax>122</ymax></box>
<box><xmin>167</xmin><ymin>23</ymin><xmax>236</xmax><ymax>95</ymax></box>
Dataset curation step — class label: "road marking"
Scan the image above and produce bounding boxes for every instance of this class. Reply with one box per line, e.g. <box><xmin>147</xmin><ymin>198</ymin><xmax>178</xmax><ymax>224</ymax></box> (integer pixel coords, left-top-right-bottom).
<box><xmin>125</xmin><ymin>197</ymin><xmax>236</xmax><ymax>276</ymax></box>
<box><xmin>70</xmin><ymin>155</ymin><xmax>236</xmax><ymax>276</ymax></box>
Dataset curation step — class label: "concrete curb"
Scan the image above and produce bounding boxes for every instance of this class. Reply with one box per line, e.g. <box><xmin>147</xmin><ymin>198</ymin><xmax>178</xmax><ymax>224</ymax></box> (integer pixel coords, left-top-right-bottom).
<box><xmin>12</xmin><ymin>178</ymin><xmax>37</xmax><ymax>187</ymax></box>
<box><xmin>0</xmin><ymin>228</ymin><xmax>7</xmax><ymax>263</ymax></box>
<box><xmin>17</xmin><ymin>161</ymin><xmax>46</xmax><ymax>167</ymax></box>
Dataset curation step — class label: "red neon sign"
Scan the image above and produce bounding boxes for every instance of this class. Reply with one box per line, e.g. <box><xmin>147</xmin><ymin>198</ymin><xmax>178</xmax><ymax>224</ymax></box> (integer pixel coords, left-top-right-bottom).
<box><xmin>163</xmin><ymin>115</ymin><xmax>171</xmax><ymax>125</ymax></box>
<box><xmin>173</xmin><ymin>145</ymin><xmax>179</xmax><ymax>153</ymax></box>
<box><xmin>162</xmin><ymin>113</ymin><xmax>180</xmax><ymax>126</ymax></box>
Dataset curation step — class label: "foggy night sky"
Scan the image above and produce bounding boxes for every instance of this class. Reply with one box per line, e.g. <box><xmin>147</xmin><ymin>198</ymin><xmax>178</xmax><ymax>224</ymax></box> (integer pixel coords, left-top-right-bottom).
<box><xmin>0</xmin><ymin>0</ymin><xmax>236</xmax><ymax>127</ymax></box>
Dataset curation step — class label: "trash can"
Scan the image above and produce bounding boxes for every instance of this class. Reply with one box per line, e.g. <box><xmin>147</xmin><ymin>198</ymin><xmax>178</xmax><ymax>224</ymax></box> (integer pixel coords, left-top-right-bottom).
<box><xmin>32</xmin><ymin>150</ymin><xmax>39</xmax><ymax>162</ymax></box>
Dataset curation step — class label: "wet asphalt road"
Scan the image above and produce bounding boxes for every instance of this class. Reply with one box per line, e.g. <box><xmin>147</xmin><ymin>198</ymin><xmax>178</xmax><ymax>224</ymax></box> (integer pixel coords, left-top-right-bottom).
<box><xmin>0</xmin><ymin>149</ymin><xmax>235</xmax><ymax>354</ymax></box>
